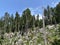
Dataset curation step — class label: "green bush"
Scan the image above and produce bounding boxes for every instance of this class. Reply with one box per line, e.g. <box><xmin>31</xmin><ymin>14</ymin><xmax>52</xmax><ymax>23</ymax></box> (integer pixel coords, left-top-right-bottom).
<box><xmin>52</xmin><ymin>39</ymin><xmax>60</xmax><ymax>45</ymax></box>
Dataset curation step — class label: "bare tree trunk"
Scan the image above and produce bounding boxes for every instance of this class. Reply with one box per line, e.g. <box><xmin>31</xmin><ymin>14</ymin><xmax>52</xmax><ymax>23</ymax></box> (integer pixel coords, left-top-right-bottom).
<box><xmin>42</xmin><ymin>15</ymin><xmax>47</xmax><ymax>45</ymax></box>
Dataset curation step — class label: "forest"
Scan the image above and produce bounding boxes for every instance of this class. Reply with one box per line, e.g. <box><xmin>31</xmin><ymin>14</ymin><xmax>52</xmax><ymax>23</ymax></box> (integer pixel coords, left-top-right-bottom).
<box><xmin>0</xmin><ymin>2</ymin><xmax>60</xmax><ymax>45</ymax></box>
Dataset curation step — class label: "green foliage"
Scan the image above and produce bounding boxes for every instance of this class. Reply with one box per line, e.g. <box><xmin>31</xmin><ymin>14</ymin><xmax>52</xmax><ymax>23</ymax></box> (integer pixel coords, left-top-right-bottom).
<box><xmin>52</xmin><ymin>39</ymin><xmax>60</xmax><ymax>45</ymax></box>
<box><xmin>39</xmin><ymin>19</ymin><xmax>43</xmax><ymax>28</ymax></box>
<box><xmin>55</xmin><ymin>2</ymin><xmax>60</xmax><ymax>23</ymax></box>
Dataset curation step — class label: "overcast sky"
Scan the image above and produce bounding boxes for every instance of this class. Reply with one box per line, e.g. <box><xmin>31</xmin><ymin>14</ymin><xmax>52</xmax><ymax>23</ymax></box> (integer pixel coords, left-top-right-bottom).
<box><xmin>0</xmin><ymin>0</ymin><xmax>60</xmax><ymax>18</ymax></box>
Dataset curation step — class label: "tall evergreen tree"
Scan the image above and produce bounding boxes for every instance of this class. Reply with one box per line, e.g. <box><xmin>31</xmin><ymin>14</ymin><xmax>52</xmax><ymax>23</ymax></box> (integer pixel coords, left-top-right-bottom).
<box><xmin>22</xmin><ymin>8</ymin><xmax>32</xmax><ymax>32</ymax></box>
<box><xmin>15</xmin><ymin>12</ymin><xmax>20</xmax><ymax>32</ymax></box>
<box><xmin>10</xmin><ymin>14</ymin><xmax>14</xmax><ymax>32</ymax></box>
<box><xmin>4</xmin><ymin>12</ymin><xmax>10</xmax><ymax>33</ymax></box>
<box><xmin>55</xmin><ymin>2</ymin><xmax>60</xmax><ymax>23</ymax></box>
<box><xmin>35</xmin><ymin>14</ymin><xmax>39</xmax><ymax>27</ymax></box>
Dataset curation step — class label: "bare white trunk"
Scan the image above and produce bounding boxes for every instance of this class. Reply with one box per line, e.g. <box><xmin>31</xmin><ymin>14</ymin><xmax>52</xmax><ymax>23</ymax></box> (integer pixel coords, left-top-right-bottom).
<box><xmin>42</xmin><ymin>15</ymin><xmax>47</xmax><ymax>45</ymax></box>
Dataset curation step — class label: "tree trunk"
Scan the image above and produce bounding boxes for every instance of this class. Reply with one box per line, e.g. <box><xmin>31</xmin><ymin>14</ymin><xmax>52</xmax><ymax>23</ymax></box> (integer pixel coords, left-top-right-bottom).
<box><xmin>42</xmin><ymin>16</ymin><xmax>47</xmax><ymax>45</ymax></box>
